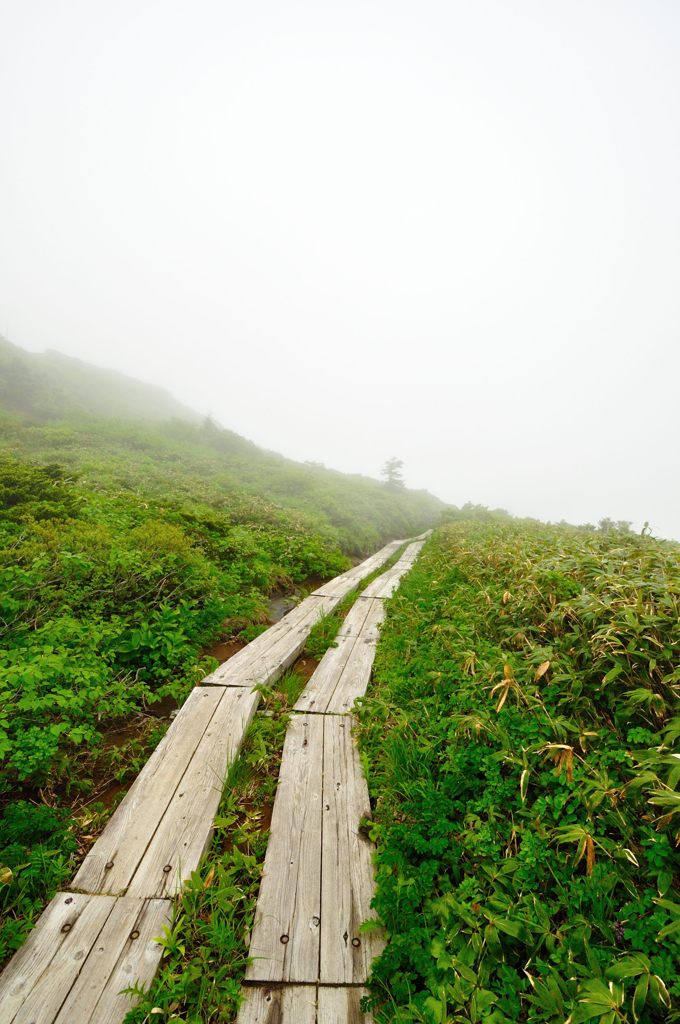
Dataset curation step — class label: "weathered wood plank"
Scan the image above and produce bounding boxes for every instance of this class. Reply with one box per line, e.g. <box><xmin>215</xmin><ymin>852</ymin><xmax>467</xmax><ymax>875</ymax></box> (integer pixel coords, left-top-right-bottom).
<box><xmin>360</xmin><ymin>567</ymin><xmax>399</xmax><ymax>599</ymax></box>
<box><xmin>237</xmin><ymin>985</ymin><xmax>317</xmax><ymax>1024</ymax></box>
<box><xmin>128</xmin><ymin>687</ymin><xmax>259</xmax><ymax>897</ymax></box>
<box><xmin>399</xmin><ymin>540</ymin><xmax>425</xmax><ymax>565</ymax></box>
<box><xmin>325</xmin><ymin>636</ymin><xmax>377</xmax><ymax>715</ymax></box>
<box><xmin>361</xmin><ymin>541</ymin><xmax>425</xmax><ymax>599</ymax></box>
<box><xmin>73</xmin><ymin>687</ymin><xmax>223</xmax><ymax>895</ymax></box>
<box><xmin>295</xmin><ymin>602</ymin><xmax>385</xmax><ymax>715</ymax></box>
<box><xmin>292</xmin><ymin>634</ymin><xmax>357</xmax><ymax>714</ymax></box>
<box><xmin>204</xmin><ymin>596</ymin><xmax>337</xmax><ymax>687</ymax></box>
<box><xmin>246</xmin><ymin>715</ymin><xmax>323</xmax><ymax>983</ymax></box>
<box><xmin>310</xmin><ymin>541</ymin><xmax>403</xmax><ymax>597</ymax></box>
<box><xmin>0</xmin><ymin>892</ymin><xmax>115</xmax><ymax>1023</ymax></box>
<box><xmin>204</xmin><ymin>595</ymin><xmax>326</xmax><ymax>676</ymax></box>
<box><xmin>335</xmin><ymin>597</ymin><xmax>372</xmax><ymax>637</ymax></box>
<box><xmin>54</xmin><ymin>897</ymin><xmax>169</xmax><ymax>1024</ymax></box>
<box><xmin>317</xmin><ymin>986</ymin><xmax>371</xmax><ymax>1023</ymax></box>
<box><xmin>205</xmin><ymin>539</ymin><xmax>412</xmax><ymax>686</ymax></box>
<box><xmin>335</xmin><ymin>597</ymin><xmax>385</xmax><ymax>641</ymax></box>
<box><xmin>320</xmin><ymin>718</ymin><xmax>384</xmax><ymax>983</ymax></box>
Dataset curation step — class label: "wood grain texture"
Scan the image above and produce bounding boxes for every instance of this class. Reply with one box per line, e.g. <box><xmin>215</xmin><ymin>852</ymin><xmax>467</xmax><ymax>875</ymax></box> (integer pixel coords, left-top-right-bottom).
<box><xmin>320</xmin><ymin>717</ymin><xmax>384</xmax><ymax>983</ymax></box>
<box><xmin>317</xmin><ymin>986</ymin><xmax>371</xmax><ymax>1023</ymax></box>
<box><xmin>335</xmin><ymin>597</ymin><xmax>371</xmax><ymax>637</ymax></box>
<box><xmin>310</xmin><ymin>541</ymin><xmax>403</xmax><ymax>598</ymax></box>
<box><xmin>360</xmin><ymin>567</ymin><xmax>399</xmax><ymax>599</ymax></box>
<box><xmin>237</xmin><ymin>985</ymin><xmax>371</xmax><ymax>1023</ymax></box>
<box><xmin>73</xmin><ymin>687</ymin><xmax>223</xmax><ymax>895</ymax></box>
<box><xmin>203</xmin><ymin>597</ymin><xmax>319</xmax><ymax>678</ymax></box>
<box><xmin>54</xmin><ymin>897</ymin><xmax>169</xmax><ymax>1024</ymax></box>
<box><xmin>292</xmin><ymin>634</ymin><xmax>357</xmax><ymax>714</ymax></box>
<box><xmin>336</xmin><ymin>598</ymin><xmax>384</xmax><ymax>641</ymax></box>
<box><xmin>0</xmin><ymin>892</ymin><xmax>111</xmax><ymax>1023</ymax></box>
<box><xmin>294</xmin><ymin>609</ymin><xmax>383</xmax><ymax>716</ymax></box>
<box><xmin>204</xmin><ymin>596</ymin><xmax>336</xmax><ymax>687</ymax></box>
<box><xmin>237</xmin><ymin>985</ymin><xmax>317</xmax><ymax>1024</ymax></box>
<box><xmin>0</xmin><ymin>892</ymin><xmax>169</xmax><ymax>1024</ymax></box>
<box><xmin>362</xmin><ymin>541</ymin><xmax>425</xmax><ymax>599</ymax></box>
<box><xmin>324</xmin><ymin>637</ymin><xmax>377</xmax><ymax>716</ymax></box>
<box><xmin>127</xmin><ymin>687</ymin><xmax>259</xmax><ymax>897</ymax></box>
<box><xmin>246</xmin><ymin>715</ymin><xmax>324</xmax><ymax>983</ymax></box>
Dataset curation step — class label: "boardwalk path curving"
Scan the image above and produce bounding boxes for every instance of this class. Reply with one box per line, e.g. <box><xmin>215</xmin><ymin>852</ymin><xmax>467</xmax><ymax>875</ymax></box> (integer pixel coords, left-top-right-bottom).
<box><xmin>0</xmin><ymin>538</ymin><xmax>416</xmax><ymax>1024</ymax></box>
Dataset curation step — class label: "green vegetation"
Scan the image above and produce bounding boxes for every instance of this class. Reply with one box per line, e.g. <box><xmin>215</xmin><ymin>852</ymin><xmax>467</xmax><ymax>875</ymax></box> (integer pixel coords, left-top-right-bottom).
<box><xmin>0</xmin><ymin>342</ymin><xmax>440</xmax><ymax>966</ymax></box>
<box><xmin>0</xmin><ymin>335</ymin><xmax>200</xmax><ymax>423</ymax></box>
<box><xmin>358</xmin><ymin>521</ymin><xmax>679</xmax><ymax>1023</ymax></box>
<box><xmin>0</xmin><ymin>372</ymin><xmax>438</xmax><ymax>975</ymax></box>
<box><xmin>0</xmin><ymin>448</ymin><xmax>348</xmax><ymax>962</ymax></box>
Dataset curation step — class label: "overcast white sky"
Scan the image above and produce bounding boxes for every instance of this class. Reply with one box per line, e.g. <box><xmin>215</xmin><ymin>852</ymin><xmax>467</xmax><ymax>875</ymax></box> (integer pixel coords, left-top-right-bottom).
<box><xmin>1</xmin><ymin>0</ymin><xmax>679</xmax><ymax>538</ymax></box>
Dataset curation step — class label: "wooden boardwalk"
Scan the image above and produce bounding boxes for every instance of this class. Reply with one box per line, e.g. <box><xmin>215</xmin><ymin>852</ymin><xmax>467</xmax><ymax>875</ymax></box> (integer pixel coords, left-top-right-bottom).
<box><xmin>0</xmin><ymin>539</ymin><xmax>410</xmax><ymax>1024</ymax></box>
<box><xmin>239</xmin><ymin>538</ymin><xmax>427</xmax><ymax>1022</ymax></box>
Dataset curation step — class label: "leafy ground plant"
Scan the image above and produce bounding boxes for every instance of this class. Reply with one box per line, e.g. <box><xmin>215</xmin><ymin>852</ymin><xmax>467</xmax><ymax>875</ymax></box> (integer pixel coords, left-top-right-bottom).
<box><xmin>357</xmin><ymin>521</ymin><xmax>679</xmax><ymax>1024</ymax></box>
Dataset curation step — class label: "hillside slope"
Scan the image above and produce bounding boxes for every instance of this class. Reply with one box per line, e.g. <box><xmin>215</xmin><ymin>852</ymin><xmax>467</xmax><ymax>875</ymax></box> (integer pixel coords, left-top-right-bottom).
<box><xmin>0</xmin><ymin>335</ymin><xmax>202</xmax><ymax>423</ymax></box>
<box><xmin>0</xmin><ymin>338</ymin><xmax>443</xmax><ymax>552</ymax></box>
<box><xmin>0</xmin><ymin>337</ymin><xmax>444</xmax><ymax>970</ymax></box>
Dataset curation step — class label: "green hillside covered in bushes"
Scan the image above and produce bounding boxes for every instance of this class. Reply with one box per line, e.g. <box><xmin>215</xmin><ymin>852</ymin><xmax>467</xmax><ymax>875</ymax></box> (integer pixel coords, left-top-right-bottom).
<box><xmin>0</xmin><ymin>340</ymin><xmax>442</xmax><ymax>964</ymax></box>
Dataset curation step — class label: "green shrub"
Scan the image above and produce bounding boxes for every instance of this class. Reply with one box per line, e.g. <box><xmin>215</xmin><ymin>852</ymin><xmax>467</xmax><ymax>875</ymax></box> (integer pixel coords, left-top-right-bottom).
<box><xmin>358</xmin><ymin>523</ymin><xmax>679</xmax><ymax>1023</ymax></box>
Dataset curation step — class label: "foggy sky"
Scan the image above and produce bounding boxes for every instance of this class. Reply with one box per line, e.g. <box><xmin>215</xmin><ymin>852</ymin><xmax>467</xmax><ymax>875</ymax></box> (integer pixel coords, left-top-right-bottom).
<box><xmin>1</xmin><ymin>1</ymin><xmax>679</xmax><ymax>539</ymax></box>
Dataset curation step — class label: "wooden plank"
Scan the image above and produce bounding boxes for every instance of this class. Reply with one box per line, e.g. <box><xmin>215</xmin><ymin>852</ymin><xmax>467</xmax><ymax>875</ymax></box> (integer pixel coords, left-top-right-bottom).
<box><xmin>54</xmin><ymin>897</ymin><xmax>169</xmax><ymax>1024</ymax></box>
<box><xmin>205</xmin><ymin>596</ymin><xmax>336</xmax><ymax>687</ymax></box>
<box><xmin>201</xmin><ymin>598</ymin><xmax>321</xmax><ymax>685</ymax></box>
<box><xmin>128</xmin><ymin>687</ymin><xmax>259</xmax><ymax>897</ymax></box>
<box><xmin>320</xmin><ymin>718</ymin><xmax>384</xmax><ymax>983</ymax></box>
<box><xmin>361</xmin><ymin>541</ymin><xmax>425</xmax><ymax>600</ymax></box>
<box><xmin>360</xmin><ymin>567</ymin><xmax>399</xmax><ymax>599</ymax></box>
<box><xmin>237</xmin><ymin>985</ymin><xmax>370</xmax><ymax>1024</ymax></box>
<box><xmin>237</xmin><ymin>985</ymin><xmax>317</xmax><ymax>1024</ymax></box>
<box><xmin>399</xmin><ymin>540</ymin><xmax>425</xmax><ymax>565</ymax></box>
<box><xmin>205</xmin><ymin>537</ymin><xmax>412</xmax><ymax>685</ymax></box>
<box><xmin>373</xmin><ymin>574</ymin><xmax>402</xmax><ymax>599</ymax></box>
<box><xmin>335</xmin><ymin>597</ymin><xmax>372</xmax><ymax>637</ymax></box>
<box><xmin>209</xmin><ymin>625</ymin><xmax>312</xmax><ymax>688</ymax></box>
<box><xmin>246</xmin><ymin>715</ymin><xmax>323</xmax><ymax>983</ymax></box>
<box><xmin>354</xmin><ymin>599</ymin><xmax>385</xmax><ymax>643</ymax></box>
<box><xmin>317</xmin><ymin>986</ymin><xmax>371</xmax><ymax>1023</ymax></box>
<box><xmin>310</xmin><ymin>541</ymin><xmax>403</xmax><ymax>597</ymax></box>
<box><xmin>325</xmin><ymin>636</ymin><xmax>377</xmax><ymax>715</ymax></box>
<box><xmin>292</xmin><ymin>634</ymin><xmax>357</xmax><ymax>714</ymax></box>
<box><xmin>73</xmin><ymin>687</ymin><xmax>223</xmax><ymax>895</ymax></box>
<box><xmin>0</xmin><ymin>892</ymin><xmax>115</xmax><ymax>1023</ymax></box>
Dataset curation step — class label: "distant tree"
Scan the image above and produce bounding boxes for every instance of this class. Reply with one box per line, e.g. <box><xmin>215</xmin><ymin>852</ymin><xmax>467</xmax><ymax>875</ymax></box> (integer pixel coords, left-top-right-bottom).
<box><xmin>382</xmin><ymin>457</ymin><xmax>405</xmax><ymax>488</ymax></box>
<box><xmin>598</xmin><ymin>517</ymin><xmax>632</xmax><ymax>534</ymax></box>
